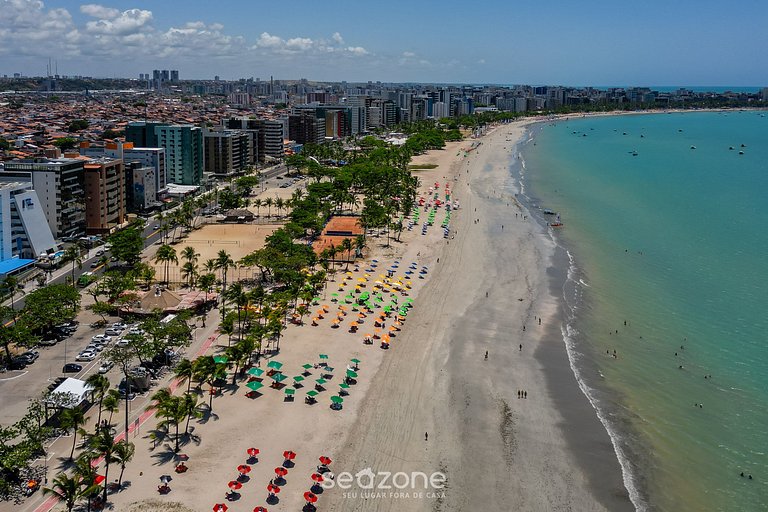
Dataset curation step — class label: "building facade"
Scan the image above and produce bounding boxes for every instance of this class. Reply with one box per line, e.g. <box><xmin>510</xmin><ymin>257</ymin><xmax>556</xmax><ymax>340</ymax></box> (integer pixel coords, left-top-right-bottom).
<box><xmin>83</xmin><ymin>158</ymin><xmax>125</xmax><ymax>235</ymax></box>
<box><xmin>203</xmin><ymin>128</ymin><xmax>253</xmax><ymax>177</ymax></box>
<box><xmin>155</xmin><ymin>125</ymin><xmax>203</xmax><ymax>185</ymax></box>
<box><xmin>0</xmin><ymin>182</ymin><xmax>57</xmax><ymax>260</ymax></box>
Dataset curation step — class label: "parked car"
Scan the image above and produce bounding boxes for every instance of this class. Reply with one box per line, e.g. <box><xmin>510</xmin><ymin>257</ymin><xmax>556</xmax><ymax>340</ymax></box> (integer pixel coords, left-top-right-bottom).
<box><xmin>75</xmin><ymin>352</ymin><xmax>97</xmax><ymax>362</ymax></box>
<box><xmin>115</xmin><ymin>339</ymin><xmax>130</xmax><ymax>347</ymax></box>
<box><xmin>84</xmin><ymin>344</ymin><xmax>103</xmax><ymax>353</ymax></box>
<box><xmin>128</xmin><ymin>327</ymin><xmax>144</xmax><ymax>335</ymax></box>
<box><xmin>112</xmin><ymin>322</ymin><xmax>127</xmax><ymax>330</ymax></box>
<box><xmin>98</xmin><ymin>361</ymin><xmax>114</xmax><ymax>374</ymax></box>
<box><xmin>9</xmin><ymin>357</ymin><xmax>27</xmax><ymax>370</ymax></box>
<box><xmin>63</xmin><ymin>363</ymin><xmax>82</xmax><ymax>373</ymax></box>
<box><xmin>104</xmin><ymin>328</ymin><xmax>122</xmax><ymax>336</ymax></box>
<box><xmin>38</xmin><ymin>338</ymin><xmax>58</xmax><ymax>346</ymax></box>
<box><xmin>89</xmin><ymin>261</ymin><xmax>100</xmax><ymax>268</ymax></box>
<box><xmin>21</xmin><ymin>350</ymin><xmax>40</xmax><ymax>361</ymax></box>
<box><xmin>153</xmin><ymin>224</ymin><xmax>160</xmax><ymax>230</ymax></box>
<box><xmin>92</xmin><ymin>334</ymin><xmax>112</xmax><ymax>343</ymax></box>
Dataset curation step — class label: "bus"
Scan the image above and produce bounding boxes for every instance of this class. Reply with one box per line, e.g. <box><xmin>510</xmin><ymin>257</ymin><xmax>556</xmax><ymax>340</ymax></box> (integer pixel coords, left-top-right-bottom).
<box><xmin>77</xmin><ymin>272</ymin><xmax>97</xmax><ymax>287</ymax></box>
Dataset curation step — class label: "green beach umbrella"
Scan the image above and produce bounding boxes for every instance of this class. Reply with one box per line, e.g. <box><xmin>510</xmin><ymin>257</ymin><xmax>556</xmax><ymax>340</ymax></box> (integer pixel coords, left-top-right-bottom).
<box><xmin>324</xmin><ymin>366</ymin><xmax>334</xmax><ymax>373</ymax></box>
<box><xmin>350</xmin><ymin>358</ymin><xmax>361</xmax><ymax>364</ymax></box>
<box><xmin>346</xmin><ymin>370</ymin><xmax>358</xmax><ymax>379</ymax></box>
<box><xmin>272</xmin><ymin>373</ymin><xmax>287</xmax><ymax>383</ymax></box>
<box><xmin>213</xmin><ymin>355</ymin><xmax>228</xmax><ymax>364</ymax></box>
<box><xmin>319</xmin><ymin>354</ymin><xmax>329</xmax><ymax>360</ymax></box>
<box><xmin>315</xmin><ymin>378</ymin><xmax>327</xmax><ymax>385</ymax></box>
<box><xmin>246</xmin><ymin>381</ymin><xmax>264</xmax><ymax>391</ymax></box>
<box><xmin>339</xmin><ymin>383</ymin><xmax>350</xmax><ymax>390</ymax></box>
<box><xmin>302</xmin><ymin>363</ymin><xmax>313</xmax><ymax>370</ymax></box>
<box><xmin>330</xmin><ymin>396</ymin><xmax>344</xmax><ymax>404</ymax></box>
<box><xmin>306</xmin><ymin>390</ymin><xmax>319</xmax><ymax>397</ymax></box>
<box><xmin>247</xmin><ymin>367</ymin><xmax>264</xmax><ymax>377</ymax></box>
<box><xmin>284</xmin><ymin>388</ymin><xmax>295</xmax><ymax>396</ymax></box>
<box><xmin>293</xmin><ymin>375</ymin><xmax>305</xmax><ymax>383</ymax></box>
<box><xmin>267</xmin><ymin>361</ymin><xmax>283</xmax><ymax>370</ymax></box>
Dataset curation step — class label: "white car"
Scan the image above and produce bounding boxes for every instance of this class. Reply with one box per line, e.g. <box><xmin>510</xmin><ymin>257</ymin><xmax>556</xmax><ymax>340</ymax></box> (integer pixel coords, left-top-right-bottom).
<box><xmin>128</xmin><ymin>327</ymin><xmax>144</xmax><ymax>335</ymax></box>
<box><xmin>76</xmin><ymin>352</ymin><xmax>97</xmax><ymax>361</ymax></box>
<box><xmin>104</xmin><ymin>328</ymin><xmax>122</xmax><ymax>336</ymax></box>
<box><xmin>92</xmin><ymin>334</ymin><xmax>112</xmax><ymax>343</ymax></box>
<box><xmin>98</xmin><ymin>361</ymin><xmax>114</xmax><ymax>374</ymax></box>
<box><xmin>115</xmin><ymin>339</ymin><xmax>130</xmax><ymax>347</ymax></box>
<box><xmin>84</xmin><ymin>344</ymin><xmax>103</xmax><ymax>353</ymax></box>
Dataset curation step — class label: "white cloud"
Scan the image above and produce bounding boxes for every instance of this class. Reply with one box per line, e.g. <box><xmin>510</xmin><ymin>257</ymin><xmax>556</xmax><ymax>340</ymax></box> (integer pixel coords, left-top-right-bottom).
<box><xmin>286</xmin><ymin>37</ymin><xmax>314</xmax><ymax>51</ymax></box>
<box><xmin>478</xmin><ymin>58</ymin><xmax>486</xmax><ymax>64</ymax></box>
<box><xmin>80</xmin><ymin>4</ymin><xmax>120</xmax><ymax>19</ymax></box>
<box><xmin>346</xmin><ymin>46</ymin><xmax>368</xmax><ymax>56</ymax></box>
<box><xmin>402</xmin><ymin>51</ymin><xmax>416</xmax><ymax>58</ymax></box>
<box><xmin>84</xmin><ymin>8</ymin><xmax>153</xmax><ymax>36</ymax></box>
<box><xmin>332</xmin><ymin>32</ymin><xmax>344</xmax><ymax>44</ymax></box>
<box><xmin>255</xmin><ymin>31</ymin><xmax>283</xmax><ymax>48</ymax></box>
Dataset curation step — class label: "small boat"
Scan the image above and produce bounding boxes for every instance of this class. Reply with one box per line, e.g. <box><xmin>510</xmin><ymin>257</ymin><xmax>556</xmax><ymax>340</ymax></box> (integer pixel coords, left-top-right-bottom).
<box><xmin>631</xmin><ymin>151</ymin><xmax>638</xmax><ymax>156</ymax></box>
<box><xmin>739</xmin><ymin>151</ymin><xmax>744</xmax><ymax>155</ymax></box>
<box><xmin>549</xmin><ymin>214</ymin><xmax>564</xmax><ymax>228</ymax></box>
<box><xmin>690</xmin><ymin>146</ymin><xmax>696</xmax><ymax>150</ymax></box>
<box><xmin>729</xmin><ymin>146</ymin><xmax>734</xmax><ymax>150</ymax></box>
<box><xmin>542</xmin><ymin>209</ymin><xmax>556</xmax><ymax>215</ymax></box>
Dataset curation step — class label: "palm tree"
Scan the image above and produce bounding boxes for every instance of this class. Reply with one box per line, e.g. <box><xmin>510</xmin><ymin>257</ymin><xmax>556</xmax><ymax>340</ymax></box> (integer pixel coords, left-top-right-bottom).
<box><xmin>112</xmin><ymin>440</ymin><xmax>135</xmax><ymax>488</ymax></box>
<box><xmin>180</xmin><ymin>262</ymin><xmax>198</xmax><ymax>288</ymax></box>
<box><xmin>85</xmin><ymin>374</ymin><xmax>110</xmax><ymax>430</ymax></box>
<box><xmin>354</xmin><ymin>234</ymin><xmax>366</xmax><ymax>258</ymax></box>
<box><xmin>154</xmin><ymin>244</ymin><xmax>178</xmax><ymax>285</ymax></box>
<box><xmin>215</xmin><ymin>250</ymin><xmax>235</xmax><ymax>317</ymax></box>
<box><xmin>60</xmin><ymin>407</ymin><xmax>85</xmax><ymax>460</ymax></box>
<box><xmin>181</xmin><ymin>392</ymin><xmax>203</xmax><ymax>437</ymax></box>
<box><xmin>88</xmin><ymin>425</ymin><xmax>118</xmax><ymax>502</ymax></box>
<box><xmin>43</xmin><ymin>473</ymin><xmax>88</xmax><ymax>512</ymax></box>
<box><xmin>341</xmin><ymin>238</ymin><xmax>353</xmax><ymax>270</ymax></box>
<box><xmin>150</xmin><ymin>389</ymin><xmax>187</xmax><ymax>452</ymax></box>
<box><xmin>197</xmin><ymin>273</ymin><xmax>217</xmax><ymax>327</ymax></box>
<box><xmin>192</xmin><ymin>356</ymin><xmax>227</xmax><ymax>411</ymax></box>
<box><xmin>73</xmin><ymin>452</ymin><xmax>101</xmax><ymax>510</ymax></box>
<box><xmin>1</xmin><ymin>276</ymin><xmax>20</xmax><ymax>310</ymax></box>
<box><xmin>181</xmin><ymin>246</ymin><xmax>199</xmax><ymax>265</ymax></box>
<box><xmin>252</xmin><ymin>198</ymin><xmax>262</xmax><ymax>217</ymax></box>
<box><xmin>63</xmin><ymin>244</ymin><xmax>83</xmax><ymax>287</ymax></box>
<box><xmin>102</xmin><ymin>389</ymin><xmax>120</xmax><ymax>426</ymax></box>
<box><xmin>264</xmin><ymin>197</ymin><xmax>273</xmax><ymax>218</ymax></box>
<box><xmin>274</xmin><ymin>197</ymin><xmax>285</xmax><ymax>218</ymax></box>
<box><xmin>173</xmin><ymin>358</ymin><xmax>195</xmax><ymax>393</ymax></box>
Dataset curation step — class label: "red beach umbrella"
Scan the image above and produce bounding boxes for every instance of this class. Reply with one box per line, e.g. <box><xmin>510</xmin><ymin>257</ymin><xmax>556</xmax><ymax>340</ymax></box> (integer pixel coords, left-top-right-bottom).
<box><xmin>319</xmin><ymin>456</ymin><xmax>332</xmax><ymax>465</ymax></box>
<box><xmin>253</xmin><ymin>508</ymin><xmax>268</xmax><ymax>512</ymax></box>
<box><xmin>228</xmin><ymin>480</ymin><xmax>242</xmax><ymax>491</ymax></box>
<box><xmin>311</xmin><ymin>473</ymin><xmax>324</xmax><ymax>483</ymax></box>
<box><xmin>213</xmin><ymin>505</ymin><xmax>228</xmax><ymax>512</ymax></box>
<box><xmin>247</xmin><ymin>447</ymin><xmax>260</xmax><ymax>457</ymax></box>
<box><xmin>267</xmin><ymin>483</ymin><xmax>281</xmax><ymax>494</ymax></box>
<box><xmin>237</xmin><ymin>464</ymin><xmax>251</xmax><ymax>474</ymax></box>
<box><xmin>94</xmin><ymin>474</ymin><xmax>106</xmax><ymax>485</ymax></box>
<box><xmin>283</xmin><ymin>450</ymin><xmax>297</xmax><ymax>460</ymax></box>
<box><xmin>274</xmin><ymin>467</ymin><xmax>288</xmax><ymax>477</ymax></box>
<box><xmin>304</xmin><ymin>491</ymin><xmax>318</xmax><ymax>503</ymax></box>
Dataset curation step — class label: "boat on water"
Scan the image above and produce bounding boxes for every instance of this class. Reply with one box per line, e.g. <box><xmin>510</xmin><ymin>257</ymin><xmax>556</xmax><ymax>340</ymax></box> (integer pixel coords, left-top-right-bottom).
<box><xmin>542</xmin><ymin>208</ymin><xmax>556</xmax><ymax>215</ymax></box>
<box><xmin>549</xmin><ymin>214</ymin><xmax>564</xmax><ymax>228</ymax></box>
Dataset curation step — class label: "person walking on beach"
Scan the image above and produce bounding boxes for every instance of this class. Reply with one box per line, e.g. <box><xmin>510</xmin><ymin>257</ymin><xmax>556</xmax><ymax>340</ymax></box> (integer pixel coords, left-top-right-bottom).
<box><xmin>425</xmin><ymin>432</ymin><xmax>429</xmax><ymax>441</ymax></box>
<box><xmin>519</xmin><ymin>344</ymin><xmax>522</xmax><ymax>351</ymax></box>
<box><xmin>484</xmin><ymin>350</ymin><xmax>488</xmax><ymax>360</ymax></box>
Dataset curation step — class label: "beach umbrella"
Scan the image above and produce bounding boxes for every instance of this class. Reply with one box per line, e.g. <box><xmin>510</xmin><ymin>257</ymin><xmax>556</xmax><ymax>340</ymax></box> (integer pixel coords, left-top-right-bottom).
<box><xmin>293</xmin><ymin>375</ymin><xmax>305</xmax><ymax>383</ymax></box>
<box><xmin>319</xmin><ymin>456</ymin><xmax>332</xmax><ymax>465</ymax></box>
<box><xmin>311</xmin><ymin>473</ymin><xmax>324</xmax><ymax>483</ymax></box>
<box><xmin>272</xmin><ymin>373</ymin><xmax>287</xmax><ymax>383</ymax></box>
<box><xmin>160</xmin><ymin>475</ymin><xmax>172</xmax><ymax>484</ymax></box>
<box><xmin>246</xmin><ymin>381</ymin><xmax>264</xmax><ymax>391</ymax></box>
<box><xmin>237</xmin><ymin>464</ymin><xmax>251</xmax><ymax>475</ymax></box>
<box><xmin>284</xmin><ymin>388</ymin><xmax>295</xmax><ymax>396</ymax></box>
<box><xmin>267</xmin><ymin>483</ymin><xmax>281</xmax><ymax>494</ymax></box>
<box><xmin>274</xmin><ymin>467</ymin><xmax>288</xmax><ymax>477</ymax></box>
<box><xmin>339</xmin><ymin>383</ymin><xmax>350</xmax><ymax>390</ymax></box>
<box><xmin>302</xmin><ymin>363</ymin><xmax>313</xmax><ymax>370</ymax></box>
<box><xmin>283</xmin><ymin>450</ymin><xmax>297</xmax><ymax>461</ymax></box>
<box><xmin>247</xmin><ymin>447</ymin><xmax>260</xmax><ymax>457</ymax></box>
<box><xmin>247</xmin><ymin>368</ymin><xmax>264</xmax><ymax>377</ymax></box>
<box><xmin>304</xmin><ymin>491</ymin><xmax>318</xmax><ymax>503</ymax></box>
<box><xmin>213</xmin><ymin>504</ymin><xmax>228</xmax><ymax>512</ymax></box>
<box><xmin>176</xmin><ymin>453</ymin><xmax>189</xmax><ymax>461</ymax></box>
<box><xmin>267</xmin><ymin>361</ymin><xmax>283</xmax><ymax>370</ymax></box>
<box><xmin>94</xmin><ymin>474</ymin><xmax>106</xmax><ymax>485</ymax></box>
<box><xmin>324</xmin><ymin>366</ymin><xmax>334</xmax><ymax>373</ymax></box>
<box><xmin>331</xmin><ymin>395</ymin><xmax>344</xmax><ymax>404</ymax></box>
<box><xmin>350</xmin><ymin>358</ymin><xmax>361</xmax><ymax>365</ymax></box>
<box><xmin>253</xmin><ymin>508</ymin><xmax>268</xmax><ymax>512</ymax></box>
<box><xmin>315</xmin><ymin>378</ymin><xmax>327</xmax><ymax>385</ymax></box>
<box><xmin>319</xmin><ymin>354</ymin><xmax>328</xmax><ymax>360</ymax></box>
<box><xmin>346</xmin><ymin>370</ymin><xmax>358</xmax><ymax>379</ymax></box>
<box><xmin>306</xmin><ymin>390</ymin><xmax>319</xmax><ymax>397</ymax></box>
<box><xmin>213</xmin><ymin>356</ymin><xmax>228</xmax><ymax>364</ymax></box>
<box><xmin>228</xmin><ymin>480</ymin><xmax>242</xmax><ymax>491</ymax></box>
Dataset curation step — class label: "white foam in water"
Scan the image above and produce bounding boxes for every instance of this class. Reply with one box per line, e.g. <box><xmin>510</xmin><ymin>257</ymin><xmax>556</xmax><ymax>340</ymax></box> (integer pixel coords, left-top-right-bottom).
<box><xmin>561</xmin><ymin>253</ymin><xmax>645</xmax><ymax>512</ymax></box>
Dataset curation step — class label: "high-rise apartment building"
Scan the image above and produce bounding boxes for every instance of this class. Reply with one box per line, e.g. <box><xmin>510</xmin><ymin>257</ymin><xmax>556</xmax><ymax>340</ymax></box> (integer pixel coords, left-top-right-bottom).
<box><xmin>288</xmin><ymin>111</ymin><xmax>325</xmax><ymax>145</ymax></box>
<box><xmin>0</xmin><ymin>158</ymin><xmax>86</xmax><ymax>239</ymax></box>
<box><xmin>83</xmin><ymin>158</ymin><xmax>125</xmax><ymax>235</ymax></box>
<box><xmin>224</xmin><ymin>118</ymin><xmax>283</xmax><ymax>161</ymax></box>
<box><xmin>203</xmin><ymin>128</ymin><xmax>253</xmax><ymax>177</ymax></box>
<box><xmin>155</xmin><ymin>125</ymin><xmax>203</xmax><ymax>185</ymax></box>
<box><xmin>170</xmin><ymin>70</ymin><xmax>179</xmax><ymax>82</ymax></box>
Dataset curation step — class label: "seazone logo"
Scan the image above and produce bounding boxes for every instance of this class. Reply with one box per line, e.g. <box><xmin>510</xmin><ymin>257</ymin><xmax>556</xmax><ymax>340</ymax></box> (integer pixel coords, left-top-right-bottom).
<box><xmin>320</xmin><ymin>467</ymin><xmax>447</xmax><ymax>492</ymax></box>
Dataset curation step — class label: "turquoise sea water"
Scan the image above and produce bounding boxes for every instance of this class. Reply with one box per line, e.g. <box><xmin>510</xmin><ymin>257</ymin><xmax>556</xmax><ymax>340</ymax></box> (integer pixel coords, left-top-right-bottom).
<box><xmin>520</xmin><ymin>111</ymin><xmax>768</xmax><ymax>511</ymax></box>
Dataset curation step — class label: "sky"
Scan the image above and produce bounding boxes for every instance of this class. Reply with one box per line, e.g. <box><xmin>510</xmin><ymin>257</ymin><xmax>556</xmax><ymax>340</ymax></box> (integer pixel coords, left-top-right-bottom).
<box><xmin>1</xmin><ymin>0</ymin><xmax>767</xmax><ymax>86</ymax></box>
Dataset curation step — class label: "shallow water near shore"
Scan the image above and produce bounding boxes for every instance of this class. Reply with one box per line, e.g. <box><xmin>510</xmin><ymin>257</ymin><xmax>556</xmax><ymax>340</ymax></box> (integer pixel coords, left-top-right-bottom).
<box><xmin>519</xmin><ymin>111</ymin><xmax>768</xmax><ymax>511</ymax></box>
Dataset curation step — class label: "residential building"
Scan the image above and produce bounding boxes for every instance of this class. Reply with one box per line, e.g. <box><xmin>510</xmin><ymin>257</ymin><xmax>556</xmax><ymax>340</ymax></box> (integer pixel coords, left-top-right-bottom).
<box><xmin>82</xmin><ymin>141</ymin><xmax>166</xmax><ymax>200</ymax></box>
<box><xmin>0</xmin><ymin>181</ymin><xmax>57</xmax><ymax>260</ymax></box>
<box><xmin>83</xmin><ymin>158</ymin><xmax>125</xmax><ymax>235</ymax></box>
<box><xmin>288</xmin><ymin>111</ymin><xmax>325</xmax><ymax>145</ymax></box>
<box><xmin>0</xmin><ymin>158</ymin><xmax>86</xmax><ymax>239</ymax></box>
<box><xmin>225</xmin><ymin>117</ymin><xmax>282</xmax><ymax>161</ymax></box>
<box><xmin>125</xmin><ymin>121</ymin><xmax>166</xmax><ymax>148</ymax></box>
<box><xmin>155</xmin><ymin>125</ymin><xmax>203</xmax><ymax>185</ymax></box>
<box><xmin>124</xmin><ymin>161</ymin><xmax>156</xmax><ymax>212</ymax></box>
<box><xmin>203</xmin><ymin>128</ymin><xmax>253</xmax><ymax>177</ymax></box>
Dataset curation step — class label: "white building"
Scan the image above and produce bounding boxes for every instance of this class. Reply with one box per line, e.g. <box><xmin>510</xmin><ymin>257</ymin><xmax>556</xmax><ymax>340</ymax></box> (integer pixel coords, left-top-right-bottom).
<box><xmin>0</xmin><ymin>181</ymin><xmax>57</xmax><ymax>260</ymax></box>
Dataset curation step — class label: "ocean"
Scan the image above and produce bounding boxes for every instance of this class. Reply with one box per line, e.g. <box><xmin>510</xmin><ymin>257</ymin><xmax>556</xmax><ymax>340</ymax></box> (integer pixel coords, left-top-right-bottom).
<box><xmin>518</xmin><ymin>111</ymin><xmax>768</xmax><ymax>511</ymax></box>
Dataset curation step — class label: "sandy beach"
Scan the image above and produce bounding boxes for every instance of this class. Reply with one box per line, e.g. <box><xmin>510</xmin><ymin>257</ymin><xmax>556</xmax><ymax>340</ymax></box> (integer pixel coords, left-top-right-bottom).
<box><xmin>44</xmin><ymin>122</ymin><xmax>632</xmax><ymax>512</ymax></box>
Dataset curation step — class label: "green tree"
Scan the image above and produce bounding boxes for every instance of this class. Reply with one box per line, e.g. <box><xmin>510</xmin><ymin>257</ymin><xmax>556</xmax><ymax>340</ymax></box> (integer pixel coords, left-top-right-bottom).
<box><xmin>108</xmin><ymin>226</ymin><xmax>144</xmax><ymax>266</ymax></box>
<box><xmin>60</xmin><ymin>407</ymin><xmax>86</xmax><ymax>461</ymax></box>
<box><xmin>173</xmin><ymin>358</ymin><xmax>195</xmax><ymax>393</ymax></box>
<box><xmin>112</xmin><ymin>440</ymin><xmax>135</xmax><ymax>488</ymax></box>
<box><xmin>87</xmin><ymin>425</ymin><xmax>118</xmax><ymax>502</ymax></box>
<box><xmin>215</xmin><ymin>250</ymin><xmax>235</xmax><ymax>317</ymax></box>
<box><xmin>63</xmin><ymin>243</ymin><xmax>83</xmax><ymax>286</ymax></box>
<box><xmin>42</xmin><ymin>472</ymin><xmax>89</xmax><ymax>512</ymax></box>
<box><xmin>155</xmin><ymin>244</ymin><xmax>178</xmax><ymax>285</ymax></box>
<box><xmin>67</xmin><ymin>119</ymin><xmax>89</xmax><ymax>132</ymax></box>
<box><xmin>53</xmin><ymin>137</ymin><xmax>78</xmax><ymax>150</ymax></box>
<box><xmin>85</xmin><ymin>374</ymin><xmax>110</xmax><ymax>430</ymax></box>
